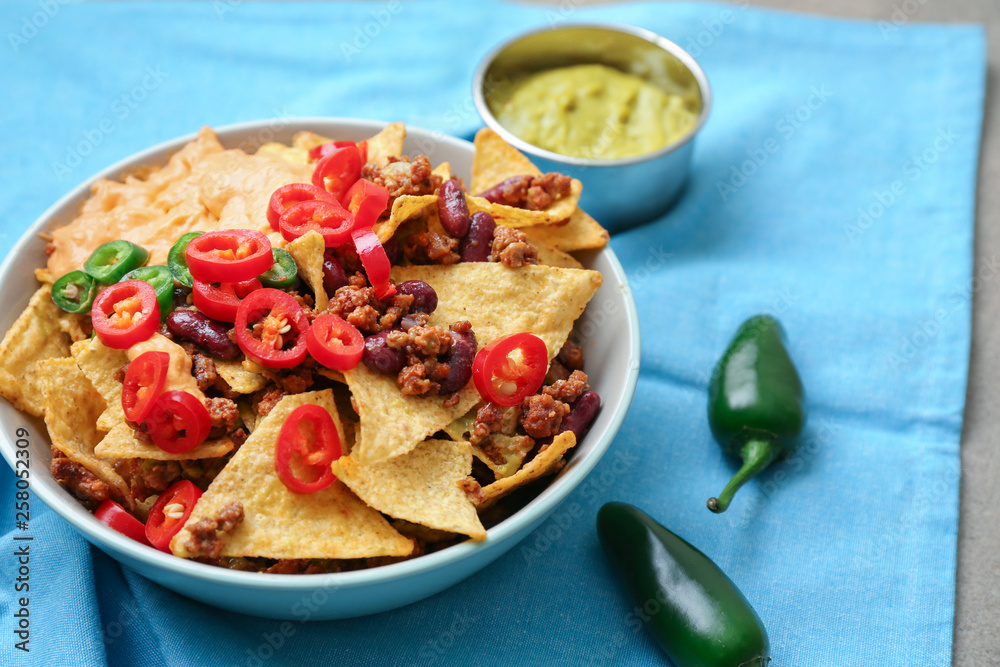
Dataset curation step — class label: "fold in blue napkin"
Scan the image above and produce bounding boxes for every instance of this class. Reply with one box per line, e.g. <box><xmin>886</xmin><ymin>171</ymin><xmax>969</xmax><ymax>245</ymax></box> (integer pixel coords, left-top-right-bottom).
<box><xmin>0</xmin><ymin>1</ymin><xmax>984</xmax><ymax>665</ymax></box>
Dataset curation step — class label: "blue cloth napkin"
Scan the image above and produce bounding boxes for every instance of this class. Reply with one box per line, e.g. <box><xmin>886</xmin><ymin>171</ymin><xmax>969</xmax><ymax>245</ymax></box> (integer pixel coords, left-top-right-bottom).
<box><xmin>0</xmin><ymin>1</ymin><xmax>984</xmax><ymax>665</ymax></box>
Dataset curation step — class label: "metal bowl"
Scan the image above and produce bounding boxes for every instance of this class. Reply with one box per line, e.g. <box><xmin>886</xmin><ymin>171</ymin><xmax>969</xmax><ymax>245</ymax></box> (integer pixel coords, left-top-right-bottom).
<box><xmin>473</xmin><ymin>22</ymin><xmax>711</xmax><ymax>232</ymax></box>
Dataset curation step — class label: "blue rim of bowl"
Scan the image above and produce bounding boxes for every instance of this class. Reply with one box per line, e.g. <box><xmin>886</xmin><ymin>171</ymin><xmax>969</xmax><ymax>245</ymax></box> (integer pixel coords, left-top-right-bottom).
<box><xmin>473</xmin><ymin>21</ymin><xmax>713</xmax><ymax>167</ymax></box>
<box><xmin>0</xmin><ymin>117</ymin><xmax>641</xmax><ymax>593</ymax></box>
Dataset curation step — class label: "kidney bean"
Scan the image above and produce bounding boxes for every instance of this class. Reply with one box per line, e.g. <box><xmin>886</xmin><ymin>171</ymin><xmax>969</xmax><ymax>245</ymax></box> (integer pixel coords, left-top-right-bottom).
<box><xmin>557</xmin><ymin>390</ymin><xmax>601</xmax><ymax>440</ymax></box>
<box><xmin>439</xmin><ymin>329</ymin><xmax>477</xmax><ymax>394</ymax></box>
<box><xmin>166</xmin><ymin>310</ymin><xmax>239</xmax><ymax>360</ymax></box>
<box><xmin>396</xmin><ymin>280</ymin><xmax>437</xmax><ymax>314</ymax></box>
<box><xmin>459</xmin><ymin>212</ymin><xmax>496</xmax><ymax>263</ymax></box>
<box><xmin>383</xmin><ymin>237</ymin><xmax>401</xmax><ymax>267</ymax></box>
<box><xmin>438</xmin><ymin>178</ymin><xmax>471</xmax><ymax>238</ymax></box>
<box><xmin>322</xmin><ymin>252</ymin><xmax>349</xmax><ymax>295</ymax></box>
<box><xmin>362</xmin><ymin>331</ymin><xmax>406</xmax><ymax>375</ymax></box>
<box><xmin>475</xmin><ymin>175</ymin><xmax>532</xmax><ymax>205</ymax></box>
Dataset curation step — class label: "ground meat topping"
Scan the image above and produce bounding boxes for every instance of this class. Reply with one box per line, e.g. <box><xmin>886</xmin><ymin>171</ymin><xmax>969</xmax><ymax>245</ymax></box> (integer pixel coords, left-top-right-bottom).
<box><xmin>128</xmin><ymin>458</ymin><xmax>182</xmax><ymax>503</ymax></box>
<box><xmin>543</xmin><ymin>370</ymin><xmax>589</xmax><ymax>403</ymax></box>
<box><xmin>362</xmin><ymin>155</ymin><xmax>443</xmax><ymax>202</ymax></box>
<box><xmin>321</xmin><ymin>277</ymin><xmax>412</xmax><ymax>334</ymax></box>
<box><xmin>489</xmin><ymin>225</ymin><xmax>538</xmax><ymax>268</ymax></box>
<box><xmin>388</xmin><ymin>325</ymin><xmax>452</xmax><ymax>357</ymax></box>
<box><xmin>252</xmin><ymin>386</ymin><xmax>287</xmax><ymax>418</ymax></box>
<box><xmin>480</xmin><ymin>173</ymin><xmax>572</xmax><ymax>210</ymax></box>
<box><xmin>520</xmin><ymin>392</ymin><xmax>570</xmax><ymax>439</ymax></box>
<box><xmin>183</xmin><ymin>501</ymin><xmax>244</xmax><ymax>559</ymax></box>
<box><xmin>470</xmin><ymin>403</ymin><xmax>504</xmax><ymax>446</ymax></box>
<box><xmin>526</xmin><ymin>172</ymin><xmax>572</xmax><ymax>210</ymax></box>
<box><xmin>558</xmin><ymin>339</ymin><xmax>584</xmax><ymax>370</ymax></box>
<box><xmin>192</xmin><ymin>353</ymin><xmax>233</xmax><ymax>395</ymax></box>
<box><xmin>483</xmin><ymin>175</ymin><xmax>531</xmax><ymax>207</ymax></box>
<box><xmin>397</xmin><ymin>363</ymin><xmax>438</xmax><ymax>396</ymax></box>
<box><xmin>458</xmin><ymin>478</ymin><xmax>484</xmax><ymax>504</ymax></box>
<box><xmin>205</xmin><ymin>397</ymin><xmax>240</xmax><ymax>435</ymax></box>
<box><xmin>404</xmin><ymin>232</ymin><xmax>460</xmax><ymax>265</ymax></box>
<box><xmin>387</xmin><ymin>324</ymin><xmax>461</xmax><ymax>396</ymax></box>
<box><xmin>51</xmin><ymin>448</ymin><xmax>111</xmax><ymax>509</ymax></box>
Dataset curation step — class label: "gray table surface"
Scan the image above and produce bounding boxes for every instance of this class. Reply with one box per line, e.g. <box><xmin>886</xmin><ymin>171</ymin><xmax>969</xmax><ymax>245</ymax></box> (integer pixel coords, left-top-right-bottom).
<box><xmin>526</xmin><ymin>0</ymin><xmax>998</xmax><ymax>663</ymax></box>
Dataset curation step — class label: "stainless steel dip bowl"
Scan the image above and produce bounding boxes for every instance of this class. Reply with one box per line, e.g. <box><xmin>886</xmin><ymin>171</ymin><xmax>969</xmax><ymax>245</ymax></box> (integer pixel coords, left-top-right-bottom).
<box><xmin>473</xmin><ymin>23</ymin><xmax>711</xmax><ymax>232</ymax></box>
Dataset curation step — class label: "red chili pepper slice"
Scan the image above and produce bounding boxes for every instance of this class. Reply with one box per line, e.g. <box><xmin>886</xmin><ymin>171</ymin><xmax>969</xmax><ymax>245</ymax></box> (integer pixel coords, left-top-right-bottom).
<box><xmin>275</xmin><ymin>404</ymin><xmax>341</xmax><ymax>494</ymax></box>
<box><xmin>121</xmin><ymin>351</ymin><xmax>170</xmax><ymax>424</ymax></box>
<box><xmin>308</xmin><ymin>140</ymin><xmax>359</xmax><ymax>163</ymax></box>
<box><xmin>266</xmin><ymin>183</ymin><xmax>338</xmax><ymax>231</ymax></box>
<box><xmin>234</xmin><ymin>288</ymin><xmax>310</xmax><ymax>368</ymax></box>
<box><xmin>145</xmin><ymin>480</ymin><xmax>202</xmax><ymax>552</ymax></box>
<box><xmin>311</xmin><ymin>145</ymin><xmax>363</xmax><ymax>200</ymax></box>
<box><xmin>341</xmin><ymin>179</ymin><xmax>389</xmax><ymax>229</ymax></box>
<box><xmin>185</xmin><ymin>229</ymin><xmax>273</xmax><ymax>284</ymax></box>
<box><xmin>91</xmin><ymin>280</ymin><xmax>160</xmax><ymax>349</ymax></box>
<box><xmin>472</xmin><ymin>333</ymin><xmax>549</xmax><ymax>407</ymax></box>
<box><xmin>192</xmin><ymin>278</ymin><xmax>262</xmax><ymax>323</ymax></box>
<box><xmin>278</xmin><ymin>199</ymin><xmax>356</xmax><ymax>247</ymax></box>
<box><xmin>306</xmin><ymin>315</ymin><xmax>364</xmax><ymax>371</ymax></box>
<box><xmin>95</xmin><ymin>500</ymin><xmax>150</xmax><ymax>545</ymax></box>
<box><xmin>351</xmin><ymin>226</ymin><xmax>396</xmax><ymax>299</ymax></box>
<box><xmin>146</xmin><ymin>390</ymin><xmax>212</xmax><ymax>454</ymax></box>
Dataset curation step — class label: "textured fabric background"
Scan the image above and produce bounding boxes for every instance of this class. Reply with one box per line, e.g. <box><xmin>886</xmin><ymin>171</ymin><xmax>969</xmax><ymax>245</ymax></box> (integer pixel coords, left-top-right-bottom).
<box><xmin>0</xmin><ymin>1</ymin><xmax>985</xmax><ymax>665</ymax></box>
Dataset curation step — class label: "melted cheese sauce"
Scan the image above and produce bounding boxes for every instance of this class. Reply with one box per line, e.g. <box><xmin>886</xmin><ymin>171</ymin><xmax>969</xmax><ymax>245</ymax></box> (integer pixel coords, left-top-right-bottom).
<box><xmin>127</xmin><ymin>333</ymin><xmax>206</xmax><ymax>403</ymax></box>
<box><xmin>47</xmin><ymin>127</ymin><xmax>314</xmax><ymax>277</ymax></box>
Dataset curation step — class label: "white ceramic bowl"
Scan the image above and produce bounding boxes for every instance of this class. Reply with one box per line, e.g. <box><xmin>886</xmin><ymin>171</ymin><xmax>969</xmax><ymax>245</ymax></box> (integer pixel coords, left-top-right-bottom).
<box><xmin>0</xmin><ymin>118</ymin><xmax>640</xmax><ymax>620</ymax></box>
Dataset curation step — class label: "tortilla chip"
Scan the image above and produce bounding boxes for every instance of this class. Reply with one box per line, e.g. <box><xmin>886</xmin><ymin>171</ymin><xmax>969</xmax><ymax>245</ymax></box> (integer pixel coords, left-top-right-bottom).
<box><xmin>346</xmin><ymin>365</ymin><xmax>480</xmax><ymax>465</ymax></box>
<box><xmin>170</xmin><ymin>390</ymin><xmax>413</xmax><ymax>559</ymax></box>
<box><xmin>215</xmin><ymin>359</ymin><xmax>268</xmax><ymax>394</ymax></box>
<box><xmin>396</xmin><ymin>263</ymin><xmax>601</xmax><ymax>362</ymax></box>
<box><xmin>0</xmin><ymin>286</ymin><xmax>74</xmax><ymax>416</ymax></box>
<box><xmin>472</xmin><ymin>128</ymin><xmax>541</xmax><ymax>193</ymax></box>
<box><xmin>374</xmin><ymin>194</ymin><xmax>437</xmax><ymax>244</ymax></box>
<box><xmin>523</xmin><ymin>207</ymin><xmax>609</xmax><ymax>252</ymax></box>
<box><xmin>37</xmin><ymin>358</ymin><xmax>130</xmax><ymax>504</ymax></box>
<box><xmin>349</xmin><ymin>263</ymin><xmax>601</xmax><ymax>464</ymax></box>
<box><xmin>58</xmin><ymin>314</ymin><xmax>90</xmax><ymax>343</ymax></box>
<box><xmin>71</xmin><ymin>337</ymin><xmax>130</xmax><ymax>431</ymax></box>
<box><xmin>366</xmin><ymin>122</ymin><xmax>406</xmax><ymax>167</ymax></box>
<box><xmin>332</xmin><ymin>439</ymin><xmax>486</xmax><ymax>541</ymax></box>
<box><xmin>285</xmin><ymin>230</ymin><xmax>328</xmax><ymax>312</ymax></box>
<box><xmin>432</xmin><ymin>162</ymin><xmax>452</xmax><ymax>181</ymax></box>
<box><xmin>94</xmin><ymin>423</ymin><xmax>234</xmax><ymax>461</ymax></box>
<box><xmin>71</xmin><ymin>338</ymin><xmax>128</xmax><ymax>404</ymax></box>
<box><xmin>256</xmin><ymin>142</ymin><xmax>309</xmax><ymax>165</ymax></box>
<box><xmin>316</xmin><ymin>368</ymin><xmax>346</xmax><ymax>384</ymax></box>
<box><xmin>466</xmin><ymin>184</ymin><xmax>581</xmax><ymax>227</ymax></box>
<box><xmin>533</xmin><ymin>239</ymin><xmax>584</xmax><ymax>269</ymax></box>
<box><xmin>292</xmin><ymin>131</ymin><xmax>331</xmax><ymax>152</ymax></box>
<box><xmin>477</xmin><ymin>431</ymin><xmax>577</xmax><ymax>508</ymax></box>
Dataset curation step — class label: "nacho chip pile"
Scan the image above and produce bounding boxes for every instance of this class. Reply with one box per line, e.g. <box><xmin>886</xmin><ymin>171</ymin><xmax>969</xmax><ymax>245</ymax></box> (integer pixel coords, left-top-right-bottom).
<box><xmin>0</xmin><ymin>122</ymin><xmax>609</xmax><ymax>571</ymax></box>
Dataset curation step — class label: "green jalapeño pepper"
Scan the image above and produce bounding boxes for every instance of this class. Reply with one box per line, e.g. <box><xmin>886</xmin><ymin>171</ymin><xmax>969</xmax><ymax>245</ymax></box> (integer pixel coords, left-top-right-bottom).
<box><xmin>258</xmin><ymin>248</ymin><xmax>298</xmax><ymax>289</ymax></box>
<box><xmin>707</xmin><ymin>315</ymin><xmax>806</xmax><ymax>513</ymax></box>
<box><xmin>168</xmin><ymin>232</ymin><xmax>203</xmax><ymax>289</ymax></box>
<box><xmin>51</xmin><ymin>270</ymin><xmax>97</xmax><ymax>314</ymax></box>
<box><xmin>83</xmin><ymin>240</ymin><xmax>149</xmax><ymax>284</ymax></box>
<box><xmin>122</xmin><ymin>265</ymin><xmax>175</xmax><ymax>322</ymax></box>
<box><xmin>597</xmin><ymin>503</ymin><xmax>770</xmax><ymax>666</ymax></box>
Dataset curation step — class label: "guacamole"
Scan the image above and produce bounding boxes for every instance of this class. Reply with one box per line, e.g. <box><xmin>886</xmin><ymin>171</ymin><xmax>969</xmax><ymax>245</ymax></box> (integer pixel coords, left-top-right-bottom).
<box><xmin>491</xmin><ymin>63</ymin><xmax>701</xmax><ymax>160</ymax></box>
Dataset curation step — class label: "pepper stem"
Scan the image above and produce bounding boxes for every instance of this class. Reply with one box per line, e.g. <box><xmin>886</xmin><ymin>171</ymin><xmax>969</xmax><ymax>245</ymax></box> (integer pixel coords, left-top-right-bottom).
<box><xmin>707</xmin><ymin>438</ymin><xmax>780</xmax><ymax>513</ymax></box>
